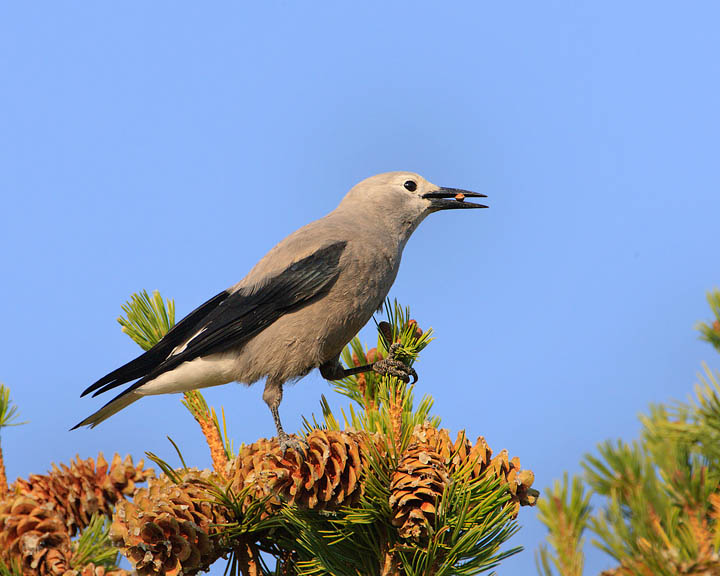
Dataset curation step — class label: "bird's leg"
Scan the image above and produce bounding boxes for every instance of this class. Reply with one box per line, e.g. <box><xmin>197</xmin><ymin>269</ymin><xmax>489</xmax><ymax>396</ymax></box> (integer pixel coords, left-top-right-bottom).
<box><xmin>263</xmin><ymin>378</ymin><xmax>307</xmax><ymax>454</ymax></box>
<box><xmin>320</xmin><ymin>344</ymin><xmax>418</xmax><ymax>384</ymax></box>
<box><xmin>319</xmin><ymin>358</ymin><xmax>350</xmax><ymax>380</ymax></box>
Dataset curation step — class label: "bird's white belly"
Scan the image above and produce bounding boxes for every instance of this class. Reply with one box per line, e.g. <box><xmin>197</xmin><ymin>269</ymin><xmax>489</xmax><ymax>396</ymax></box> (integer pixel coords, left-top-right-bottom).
<box><xmin>136</xmin><ymin>354</ymin><xmax>237</xmax><ymax>396</ymax></box>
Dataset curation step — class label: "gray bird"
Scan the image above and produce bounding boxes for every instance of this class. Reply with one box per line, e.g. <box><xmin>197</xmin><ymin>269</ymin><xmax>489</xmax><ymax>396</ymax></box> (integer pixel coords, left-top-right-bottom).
<box><xmin>73</xmin><ymin>171</ymin><xmax>487</xmax><ymax>449</ymax></box>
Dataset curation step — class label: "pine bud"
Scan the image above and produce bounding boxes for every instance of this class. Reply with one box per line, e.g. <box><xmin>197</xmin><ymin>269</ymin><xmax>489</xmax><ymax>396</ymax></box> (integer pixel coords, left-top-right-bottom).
<box><xmin>405</xmin><ymin>319</ymin><xmax>423</xmax><ymax>339</ymax></box>
<box><xmin>356</xmin><ymin>373</ymin><xmax>367</xmax><ymax>395</ymax></box>
<box><xmin>378</xmin><ymin>321</ymin><xmax>394</xmax><ymax>345</ymax></box>
<box><xmin>366</xmin><ymin>348</ymin><xmax>384</xmax><ymax>364</ymax></box>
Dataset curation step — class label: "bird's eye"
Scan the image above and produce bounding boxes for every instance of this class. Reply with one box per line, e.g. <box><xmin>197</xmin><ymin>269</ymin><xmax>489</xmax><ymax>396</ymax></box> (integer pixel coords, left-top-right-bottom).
<box><xmin>404</xmin><ymin>180</ymin><xmax>417</xmax><ymax>192</ymax></box>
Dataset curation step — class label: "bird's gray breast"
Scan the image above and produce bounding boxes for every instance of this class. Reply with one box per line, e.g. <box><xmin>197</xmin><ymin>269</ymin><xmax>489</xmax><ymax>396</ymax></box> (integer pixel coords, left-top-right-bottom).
<box><xmin>313</xmin><ymin>241</ymin><xmax>400</xmax><ymax>361</ymax></box>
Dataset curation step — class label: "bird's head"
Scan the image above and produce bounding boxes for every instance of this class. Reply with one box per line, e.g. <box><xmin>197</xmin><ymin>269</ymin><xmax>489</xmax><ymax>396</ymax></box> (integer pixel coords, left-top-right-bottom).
<box><xmin>341</xmin><ymin>171</ymin><xmax>487</xmax><ymax>223</ymax></box>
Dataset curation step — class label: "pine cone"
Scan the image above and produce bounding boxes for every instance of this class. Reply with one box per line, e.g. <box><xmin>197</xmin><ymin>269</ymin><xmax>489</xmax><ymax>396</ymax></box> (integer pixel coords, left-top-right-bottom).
<box><xmin>110</xmin><ymin>468</ymin><xmax>225</xmax><ymax>576</ymax></box>
<box><xmin>231</xmin><ymin>429</ymin><xmax>365</xmax><ymax>512</ymax></box>
<box><xmin>389</xmin><ymin>428</ymin><xmax>451</xmax><ymax>541</ymax></box>
<box><xmin>0</xmin><ymin>494</ymin><xmax>72</xmax><ymax>575</ymax></box>
<box><xmin>486</xmin><ymin>450</ymin><xmax>538</xmax><ymax>515</ymax></box>
<box><xmin>408</xmin><ymin>425</ymin><xmax>472</xmax><ymax>471</ymax></box>
<box><xmin>403</xmin><ymin>424</ymin><xmax>538</xmax><ymax>518</ymax></box>
<box><xmin>14</xmin><ymin>453</ymin><xmax>154</xmax><ymax>536</ymax></box>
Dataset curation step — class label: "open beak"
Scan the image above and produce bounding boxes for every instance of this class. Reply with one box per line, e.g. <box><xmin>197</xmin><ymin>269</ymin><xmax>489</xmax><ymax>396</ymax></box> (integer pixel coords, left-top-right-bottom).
<box><xmin>422</xmin><ymin>187</ymin><xmax>488</xmax><ymax>210</ymax></box>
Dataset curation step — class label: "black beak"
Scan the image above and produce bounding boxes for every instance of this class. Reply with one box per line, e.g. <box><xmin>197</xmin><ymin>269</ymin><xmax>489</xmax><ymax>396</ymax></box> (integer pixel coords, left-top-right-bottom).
<box><xmin>422</xmin><ymin>187</ymin><xmax>488</xmax><ymax>210</ymax></box>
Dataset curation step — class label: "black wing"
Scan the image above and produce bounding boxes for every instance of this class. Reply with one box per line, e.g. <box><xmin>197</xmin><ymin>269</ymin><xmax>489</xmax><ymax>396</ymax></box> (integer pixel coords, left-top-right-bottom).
<box><xmin>80</xmin><ymin>290</ymin><xmax>231</xmax><ymax>397</ymax></box>
<box><xmin>82</xmin><ymin>240</ymin><xmax>347</xmax><ymax>398</ymax></box>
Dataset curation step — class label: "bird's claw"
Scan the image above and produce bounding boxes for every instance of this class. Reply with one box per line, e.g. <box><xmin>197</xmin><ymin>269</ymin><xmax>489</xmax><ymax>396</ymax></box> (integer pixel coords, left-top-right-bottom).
<box><xmin>372</xmin><ymin>343</ymin><xmax>418</xmax><ymax>384</ymax></box>
<box><xmin>278</xmin><ymin>432</ymin><xmax>309</xmax><ymax>457</ymax></box>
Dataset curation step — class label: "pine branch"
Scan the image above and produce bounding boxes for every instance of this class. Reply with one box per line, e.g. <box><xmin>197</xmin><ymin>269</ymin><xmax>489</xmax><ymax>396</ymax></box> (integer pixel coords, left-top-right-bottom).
<box><xmin>535</xmin><ymin>473</ymin><xmax>590</xmax><ymax>576</ymax></box>
<box><xmin>644</xmin><ymin>364</ymin><xmax>720</xmax><ymax>464</ymax></box>
<box><xmin>696</xmin><ymin>289</ymin><xmax>720</xmax><ymax>355</ymax></box>
<box><xmin>0</xmin><ymin>383</ymin><xmax>25</xmax><ymax>497</ymax></box>
<box><xmin>182</xmin><ymin>390</ymin><xmax>231</xmax><ymax>476</ymax></box>
<box><xmin>332</xmin><ymin>299</ymin><xmax>438</xmax><ymax>456</ymax></box>
<box><xmin>536</xmin><ymin>290</ymin><xmax>720</xmax><ymax>576</ymax></box>
<box><xmin>117</xmin><ymin>289</ymin><xmax>175</xmax><ymax>351</ymax></box>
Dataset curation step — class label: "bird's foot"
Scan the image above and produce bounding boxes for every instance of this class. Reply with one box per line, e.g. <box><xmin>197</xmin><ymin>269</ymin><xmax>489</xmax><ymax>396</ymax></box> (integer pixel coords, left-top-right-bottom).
<box><xmin>278</xmin><ymin>432</ymin><xmax>309</xmax><ymax>457</ymax></box>
<box><xmin>373</xmin><ymin>343</ymin><xmax>418</xmax><ymax>384</ymax></box>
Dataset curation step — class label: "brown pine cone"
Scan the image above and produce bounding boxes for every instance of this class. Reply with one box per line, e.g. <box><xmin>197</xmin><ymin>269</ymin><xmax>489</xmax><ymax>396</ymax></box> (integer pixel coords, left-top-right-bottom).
<box><xmin>403</xmin><ymin>424</ymin><xmax>538</xmax><ymax>518</ymax></box>
<box><xmin>110</xmin><ymin>468</ymin><xmax>225</xmax><ymax>576</ymax></box>
<box><xmin>408</xmin><ymin>425</ymin><xmax>490</xmax><ymax>476</ymax></box>
<box><xmin>14</xmin><ymin>453</ymin><xmax>154</xmax><ymax>536</ymax></box>
<box><xmin>0</xmin><ymin>494</ymin><xmax>72</xmax><ymax>575</ymax></box>
<box><xmin>389</xmin><ymin>428</ymin><xmax>451</xmax><ymax>541</ymax></box>
<box><xmin>488</xmin><ymin>451</ymin><xmax>538</xmax><ymax>516</ymax></box>
<box><xmin>230</xmin><ymin>429</ymin><xmax>365</xmax><ymax>512</ymax></box>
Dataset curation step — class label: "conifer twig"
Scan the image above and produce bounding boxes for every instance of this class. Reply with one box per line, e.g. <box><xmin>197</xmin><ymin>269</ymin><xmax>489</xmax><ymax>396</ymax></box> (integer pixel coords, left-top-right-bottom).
<box><xmin>0</xmin><ymin>384</ymin><xmax>25</xmax><ymax>497</ymax></box>
<box><xmin>236</xmin><ymin>542</ymin><xmax>260</xmax><ymax>576</ymax></box>
<box><xmin>536</xmin><ymin>473</ymin><xmax>590</xmax><ymax>576</ymax></box>
<box><xmin>0</xmin><ymin>444</ymin><xmax>6</xmax><ymax>498</ymax></box>
<box><xmin>389</xmin><ymin>386</ymin><xmax>404</xmax><ymax>452</ymax></box>
<box><xmin>380</xmin><ymin>549</ymin><xmax>401</xmax><ymax>576</ymax></box>
<box><xmin>696</xmin><ymin>289</ymin><xmax>720</xmax><ymax>354</ymax></box>
<box><xmin>182</xmin><ymin>391</ymin><xmax>230</xmax><ymax>477</ymax></box>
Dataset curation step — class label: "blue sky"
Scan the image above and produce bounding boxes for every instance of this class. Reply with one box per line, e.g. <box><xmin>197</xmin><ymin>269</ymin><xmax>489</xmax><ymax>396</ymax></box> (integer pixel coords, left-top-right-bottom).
<box><xmin>2</xmin><ymin>2</ymin><xmax>720</xmax><ymax>574</ymax></box>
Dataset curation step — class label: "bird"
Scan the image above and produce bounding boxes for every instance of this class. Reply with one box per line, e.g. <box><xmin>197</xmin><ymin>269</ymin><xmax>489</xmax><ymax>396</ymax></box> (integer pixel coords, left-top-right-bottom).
<box><xmin>73</xmin><ymin>171</ymin><xmax>487</xmax><ymax>450</ymax></box>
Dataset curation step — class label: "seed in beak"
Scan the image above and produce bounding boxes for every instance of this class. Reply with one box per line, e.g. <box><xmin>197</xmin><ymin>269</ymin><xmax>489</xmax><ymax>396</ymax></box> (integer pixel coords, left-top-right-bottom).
<box><xmin>454</xmin><ymin>193</ymin><xmax>465</xmax><ymax>202</ymax></box>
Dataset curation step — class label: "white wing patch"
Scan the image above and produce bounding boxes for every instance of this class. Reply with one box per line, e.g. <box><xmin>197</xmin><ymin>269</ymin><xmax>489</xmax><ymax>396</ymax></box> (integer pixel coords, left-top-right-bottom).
<box><xmin>171</xmin><ymin>326</ymin><xmax>208</xmax><ymax>356</ymax></box>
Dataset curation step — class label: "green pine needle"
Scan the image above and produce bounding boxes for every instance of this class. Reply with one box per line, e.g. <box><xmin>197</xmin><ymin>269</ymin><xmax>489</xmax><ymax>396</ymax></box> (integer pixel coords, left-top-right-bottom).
<box><xmin>696</xmin><ymin>289</ymin><xmax>720</xmax><ymax>354</ymax></box>
<box><xmin>212</xmin><ymin>405</ymin><xmax>235</xmax><ymax>461</ymax></box>
<box><xmin>118</xmin><ymin>289</ymin><xmax>175</xmax><ymax>350</ymax></box>
<box><xmin>0</xmin><ymin>558</ymin><xmax>22</xmax><ymax>576</ymax></box>
<box><xmin>182</xmin><ymin>389</ymin><xmax>210</xmax><ymax>420</ymax></box>
<box><xmin>329</xmin><ymin>298</ymin><xmax>438</xmax><ymax>442</ymax></box>
<box><xmin>0</xmin><ymin>384</ymin><xmax>26</xmax><ymax>430</ymax></box>
<box><xmin>70</xmin><ymin>513</ymin><xmax>121</xmax><ymax>570</ymax></box>
<box><xmin>535</xmin><ymin>473</ymin><xmax>590</xmax><ymax>576</ymax></box>
<box><xmin>145</xmin><ymin>444</ymin><xmax>184</xmax><ymax>484</ymax></box>
<box><xmin>538</xmin><ymin>292</ymin><xmax>720</xmax><ymax>576</ymax></box>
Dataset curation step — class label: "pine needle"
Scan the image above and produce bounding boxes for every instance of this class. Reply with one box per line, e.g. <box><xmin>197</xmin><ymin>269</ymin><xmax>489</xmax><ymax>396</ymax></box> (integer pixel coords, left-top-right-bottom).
<box><xmin>70</xmin><ymin>513</ymin><xmax>120</xmax><ymax>570</ymax></box>
<box><xmin>117</xmin><ymin>289</ymin><xmax>175</xmax><ymax>350</ymax></box>
<box><xmin>0</xmin><ymin>383</ymin><xmax>26</xmax><ymax>429</ymax></box>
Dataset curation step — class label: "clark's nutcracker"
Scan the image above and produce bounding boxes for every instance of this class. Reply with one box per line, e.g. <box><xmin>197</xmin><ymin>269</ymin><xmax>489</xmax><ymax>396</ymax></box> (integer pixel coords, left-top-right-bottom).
<box><xmin>73</xmin><ymin>172</ymin><xmax>487</xmax><ymax>449</ymax></box>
